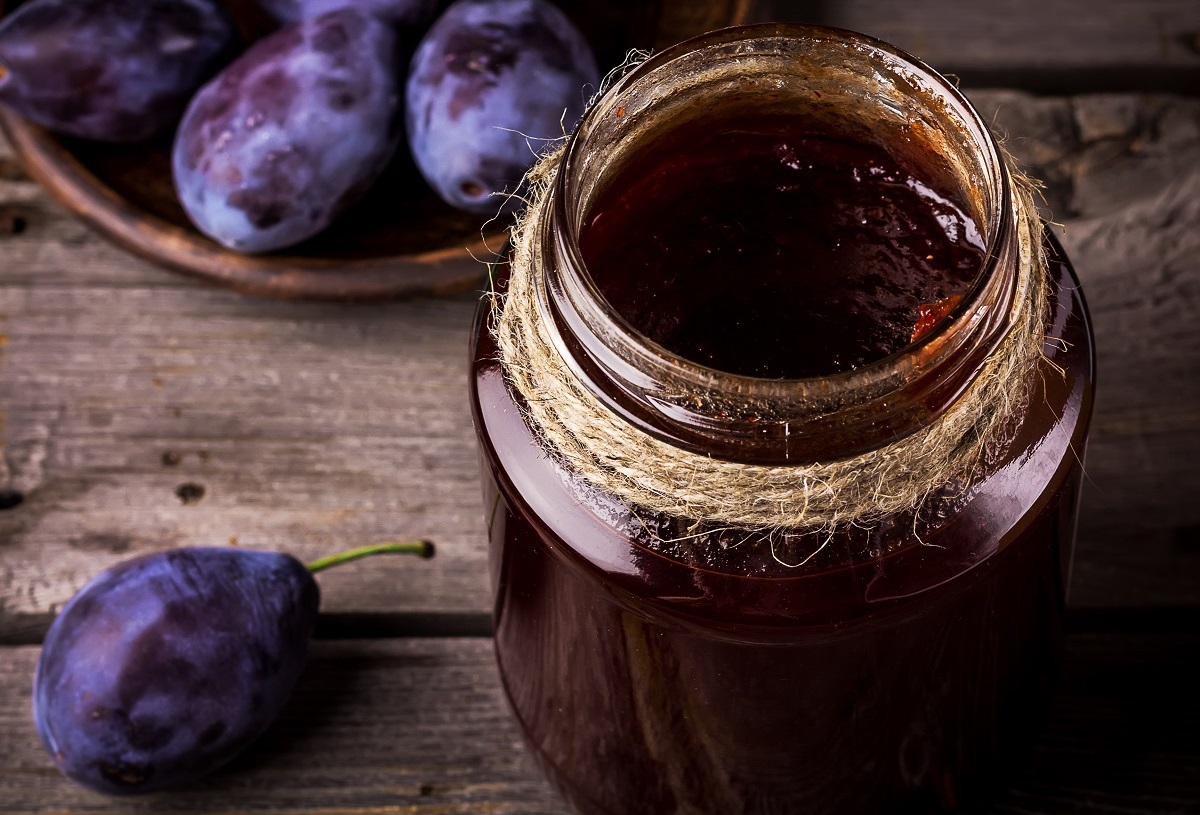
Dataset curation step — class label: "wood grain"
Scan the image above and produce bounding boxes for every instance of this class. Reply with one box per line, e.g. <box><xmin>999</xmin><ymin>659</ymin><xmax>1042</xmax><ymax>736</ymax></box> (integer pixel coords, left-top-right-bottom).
<box><xmin>771</xmin><ymin>0</ymin><xmax>1200</xmax><ymax>93</ymax></box>
<box><xmin>969</xmin><ymin>92</ymin><xmax>1200</xmax><ymax>609</ymax></box>
<box><xmin>0</xmin><ymin>286</ymin><xmax>489</xmax><ymax>636</ymax></box>
<box><xmin>2</xmin><ymin>92</ymin><xmax>1199</xmax><ymax>640</ymax></box>
<box><xmin>0</xmin><ymin>639</ymin><xmax>564</xmax><ymax>814</ymax></box>
<box><xmin>0</xmin><ymin>632</ymin><xmax>1196</xmax><ymax>814</ymax></box>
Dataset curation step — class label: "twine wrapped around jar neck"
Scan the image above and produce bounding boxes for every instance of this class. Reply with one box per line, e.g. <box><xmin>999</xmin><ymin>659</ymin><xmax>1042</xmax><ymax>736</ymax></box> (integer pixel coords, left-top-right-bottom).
<box><xmin>491</xmin><ymin>147</ymin><xmax>1049</xmax><ymax>533</ymax></box>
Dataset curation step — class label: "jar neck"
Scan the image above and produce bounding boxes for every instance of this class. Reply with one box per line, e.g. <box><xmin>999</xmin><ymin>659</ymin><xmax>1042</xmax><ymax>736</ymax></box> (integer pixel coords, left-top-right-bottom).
<box><xmin>536</xmin><ymin>24</ymin><xmax>1020</xmax><ymax>466</ymax></box>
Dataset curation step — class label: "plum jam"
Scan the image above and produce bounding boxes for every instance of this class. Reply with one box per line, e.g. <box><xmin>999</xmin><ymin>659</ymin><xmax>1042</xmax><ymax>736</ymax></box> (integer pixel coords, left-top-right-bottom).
<box><xmin>579</xmin><ymin>116</ymin><xmax>986</xmax><ymax>379</ymax></box>
<box><xmin>470</xmin><ymin>24</ymin><xmax>1094</xmax><ymax>815</ymax></box>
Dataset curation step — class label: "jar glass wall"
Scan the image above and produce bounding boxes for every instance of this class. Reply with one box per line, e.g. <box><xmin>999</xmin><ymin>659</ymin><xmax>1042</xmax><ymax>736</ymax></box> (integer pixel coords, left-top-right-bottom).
<box><xmin>471</xmin><ymin>23</ymin><xmax>1094</xmax><ymax>815</ymax></box>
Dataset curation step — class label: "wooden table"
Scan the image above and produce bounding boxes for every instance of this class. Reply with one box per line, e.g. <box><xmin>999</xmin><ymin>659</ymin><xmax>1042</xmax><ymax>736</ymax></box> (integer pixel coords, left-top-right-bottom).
<box><xmin>1</xmin><ymin>1</ymin><xmax>1198</xmax><ymax>812</ymax></box>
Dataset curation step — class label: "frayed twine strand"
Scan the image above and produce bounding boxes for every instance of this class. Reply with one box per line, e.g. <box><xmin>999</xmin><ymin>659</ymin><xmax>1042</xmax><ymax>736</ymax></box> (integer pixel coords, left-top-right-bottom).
<box><xmin>492</xmin><ymin>147</ymin><xmax>1049</xmax><ymax>533</ymax></box>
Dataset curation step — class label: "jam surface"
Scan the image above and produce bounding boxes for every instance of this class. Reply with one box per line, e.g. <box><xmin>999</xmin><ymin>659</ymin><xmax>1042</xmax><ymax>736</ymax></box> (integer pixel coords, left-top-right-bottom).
<box><xmin>579</xmin><ymin>113</ymin><xmax>986</xmax><ymax>378</ymax></box>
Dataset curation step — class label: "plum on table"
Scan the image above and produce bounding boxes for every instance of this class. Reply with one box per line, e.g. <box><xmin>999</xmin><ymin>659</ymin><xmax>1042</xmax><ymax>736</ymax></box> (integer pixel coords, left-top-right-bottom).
<box><xmin>33</xmin><ymin>541</ymin><xmax>433</xmax><ymax>794</ymax></box>
<box><xmin>33</xmin><ymin>548</ymin><xmax>318</xmax><ymax>794</ymax></box>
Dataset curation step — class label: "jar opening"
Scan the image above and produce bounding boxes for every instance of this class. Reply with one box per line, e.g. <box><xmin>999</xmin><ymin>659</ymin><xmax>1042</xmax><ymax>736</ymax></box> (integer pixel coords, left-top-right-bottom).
<box><xmin>541</xmin><ymin>23</ymin><xmax>1018</xmax><ymax>463</ymax></box>
<box><xmin>575</xmin><ymin>107</ymin><xmax>990</xmax><ymax>380</ymax></box>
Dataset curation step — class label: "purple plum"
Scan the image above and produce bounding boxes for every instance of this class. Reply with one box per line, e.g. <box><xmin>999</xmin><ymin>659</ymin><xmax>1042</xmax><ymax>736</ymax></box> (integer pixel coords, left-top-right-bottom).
<box><xmin>406</xmin><ymin>0</ymin><xmax>599</xmax><ymax>213</ymax></box>
<box><xmin>0</xmin><ymin>0</ymin><xmax>238</xmax><ymax>142</ymax></box>
<box><xmin>33</xmin><ymin>548</ymin><xmax>318</xmax><ymax>794</ymax></box>
<box><xmin>173</xmin><ymin>9</ymin><xmax>401</xmax><ymax>253</ymax></box>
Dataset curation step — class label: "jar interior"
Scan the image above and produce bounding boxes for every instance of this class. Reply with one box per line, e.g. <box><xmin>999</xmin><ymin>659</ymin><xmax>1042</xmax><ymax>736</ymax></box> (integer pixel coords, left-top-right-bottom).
<box><xmin>543</xmin><ymin>24</ymin><xmax>1016</xmax><ymax>463</ymax></box>
<box><xmin>561</xmin><ymin>27</ymin><xmax>1003</xmax><ymax>378</ymax></box>
<box><xmin>570</xmin><ymin>28</ymin><xmax>1001</xmax><ymax>257</ymax></box>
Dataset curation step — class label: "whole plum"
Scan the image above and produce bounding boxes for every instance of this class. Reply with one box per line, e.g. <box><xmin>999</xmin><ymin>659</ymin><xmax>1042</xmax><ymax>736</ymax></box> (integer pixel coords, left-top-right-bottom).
<box><xmin>255</xmin><ymin>0</ymin><xmax>437</xmax><ymax>28</ymax></box>
<box><xmin>33</xmin><ymin>548</ymin><xmax>318</xmax><ymax>794</ymax></box>
<box><xmin>406</xmin><ymin>0</ymin><xmax>599</xmax><ymax>213</ymax></box>
<box><xmin>0</xmin><ymin>0</ymin><xmax>238</xmax><ymax>142</ymax></box>
<box><xmin>173</xmin><ymin>9</ymin><xmax>401</xmax><ymax>253</ymax></box>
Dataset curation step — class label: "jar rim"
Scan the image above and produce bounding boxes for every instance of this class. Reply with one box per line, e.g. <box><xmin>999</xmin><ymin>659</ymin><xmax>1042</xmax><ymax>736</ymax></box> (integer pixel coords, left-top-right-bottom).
<box><xmin>542</xmin><ymin>22</ymin><xmax>1020</xmax><ymax>462</ymax></box>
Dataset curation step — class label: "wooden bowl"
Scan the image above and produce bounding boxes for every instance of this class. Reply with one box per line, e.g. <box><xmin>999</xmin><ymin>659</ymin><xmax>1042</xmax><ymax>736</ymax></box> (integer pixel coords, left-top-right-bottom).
<box><xmin>0</xmin><ymin>0</ymin><xmax>751</xmax><ymax>301</ymax></box>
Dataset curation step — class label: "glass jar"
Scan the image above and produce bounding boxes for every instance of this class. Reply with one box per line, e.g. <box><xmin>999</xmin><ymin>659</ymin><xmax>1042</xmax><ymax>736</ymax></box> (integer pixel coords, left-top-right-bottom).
<box><xmin>470</xmin><ymin>23</ymin><xmax>1094</xmax><ymax>815</ymax></box>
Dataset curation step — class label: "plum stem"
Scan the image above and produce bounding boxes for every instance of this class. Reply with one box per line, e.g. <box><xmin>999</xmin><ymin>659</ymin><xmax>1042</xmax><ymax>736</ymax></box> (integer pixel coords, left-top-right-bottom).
<box><xmin>306</xmin><ymin>540</ymin><xmax>435</xmax><ymax>573</ymax></box>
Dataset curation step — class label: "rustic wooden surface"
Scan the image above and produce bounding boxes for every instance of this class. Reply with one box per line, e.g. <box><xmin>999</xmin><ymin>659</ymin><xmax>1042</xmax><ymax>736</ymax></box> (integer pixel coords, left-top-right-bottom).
<box><xmin>2</xmin><ymin>0</ymin><xmax>1200</xmax><ymax>810</ymax></box>
<box><xmin>1</xmin><ymin>631</ymin><xmax>1197</xmax><ymax>814</ymax></box>
<box><xmin>773</xmin><ymin>0</ymin><xmax>1200</xmax><ymax>93</ymax></box>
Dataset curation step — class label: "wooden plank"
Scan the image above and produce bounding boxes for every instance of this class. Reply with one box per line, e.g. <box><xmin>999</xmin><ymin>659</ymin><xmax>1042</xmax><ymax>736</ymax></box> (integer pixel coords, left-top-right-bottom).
<box><xmin>768</xmin><ymin>0</ymin><xmax>1200</xmax><ymax>93</ymax></box>
<box><xmin>969</xmin><ymin>92</ymin><xmax>1200</xmax><ymax>608</ymax></box>
<box><xmin>1</xmin><ymin>631</ymin><xmax>1198</xmax><ymax>813</ymax></box>
<box><xmin>0</xmin><ymin>140</ymin><xmax>495</xmax><ymax>640</ymax></box>
<box><xmin>0</xmin><ymin>285</ymin><xmax>490</xmax><ymax>637</ymax></box>
<box><xmin>0</xmin><ymin>638</ymin><xmax>564</xmax><ymax>814</ymax></box>
<box><xmin>2</xmin><ymin>92</ymin><xmax>1199</xmax><ymax>639</ymax></box>
<box><xmin>990</xmin><ymin>629</ymin><xmax>1200</xmax><ymax>815</ymax></box>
